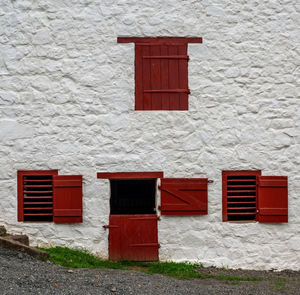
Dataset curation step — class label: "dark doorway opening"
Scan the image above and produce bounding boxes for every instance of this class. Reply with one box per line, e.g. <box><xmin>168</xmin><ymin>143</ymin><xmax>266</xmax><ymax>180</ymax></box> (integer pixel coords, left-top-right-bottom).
<box><xmin>110</xmin><ymin>179</ymin><xmax>156</xmax><ymax>214</ymax></box>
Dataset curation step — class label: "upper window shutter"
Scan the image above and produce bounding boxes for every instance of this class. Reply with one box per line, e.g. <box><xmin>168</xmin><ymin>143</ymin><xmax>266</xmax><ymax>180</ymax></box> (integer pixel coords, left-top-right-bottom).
<box><xmin>159</xmin><ymin>178</ymin><xmax>208</xmax><ymax>215</ymax></box>
<box><xmin>118</xmin><ymin>37</ymin><xmax>202</xmax><ymax>111</ymax></box>
<box><xmin>257</xmin><ymin>176</ymin><xmax>288</xmax><ymax>223</ymax></box>
<box><xmin>135</xmin><ymin>43</ymin><xmax>189</xmax><ymax>110</ymax></box>
<box><xmin>53</xmin><ymin>175</ymin><xmax>83</xmax><ymax>223</ymax></box>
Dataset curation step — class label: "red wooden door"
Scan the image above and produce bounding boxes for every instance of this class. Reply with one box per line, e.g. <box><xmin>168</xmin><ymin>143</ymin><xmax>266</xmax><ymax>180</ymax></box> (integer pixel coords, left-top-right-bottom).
<box><xmin>108</xmin><ymin>214</ymin><xmax>159</xmax><ymax>261</ymax></box>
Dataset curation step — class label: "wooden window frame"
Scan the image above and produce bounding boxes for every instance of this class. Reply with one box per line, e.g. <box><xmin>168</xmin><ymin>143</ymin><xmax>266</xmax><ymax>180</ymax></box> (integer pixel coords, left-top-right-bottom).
<box><xmin>117</xmin><ymin>37</ymin><xmax>202</xmax><ymax>111</ymax></box>
<box><xmin>222</xmin><ymin>170</ymin><xmax>288</xmax><ymax>223</ymax></box>
<box><xmin>222</xmin><ymin>170</ymin><xmax>261</xmax><ymax>222</ymax></box>
<box><xmin>17</xmin><ymin>170</ymin><xmax>58</xmax><ymax>222</ymax></box>
<box><xmin>18</xmin><ymin>170</ymin><xmax>83</xmax><ymax>223</ymax></box>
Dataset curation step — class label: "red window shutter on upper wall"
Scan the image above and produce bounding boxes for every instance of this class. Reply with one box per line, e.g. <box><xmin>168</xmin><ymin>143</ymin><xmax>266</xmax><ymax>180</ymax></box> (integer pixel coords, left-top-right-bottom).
<box><xmin>257</xmin><ymin>176</ymin><xmax>288</xmax><ymax>223</ymax></box>
<box><xmin>53</xmin><ymin>175</ymin><xmax>83</xmax><ymax>223</ymax></box>
<box><xmin>159</xmin><ymin>178</ymin><xmax>208</xmax><ymax>215</ymax></box>
<box><xmin>118</xmin><ymin>37</ymin><xmax>202</xmax><ymax>111</ymax></box>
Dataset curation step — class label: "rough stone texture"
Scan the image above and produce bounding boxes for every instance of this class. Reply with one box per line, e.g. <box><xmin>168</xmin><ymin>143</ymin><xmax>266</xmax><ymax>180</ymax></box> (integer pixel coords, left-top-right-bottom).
<box><xmin>6</xmin><ymin>234</ymin><xmax>30</xmax><ymax>246</ymax></box>
<box><xmin>0</xmin><ymin>226</ymin><xmax>7</xmax><ymax>235</ymax></box>
<box><xmin>0</xmin><ymin>236</ymin><xmax>49</xmax><ymax>260</ymax></box>
<box><xmin>0</xmin><ymin>0</ymin><xmax>299</xmax><ymax>270</ymax></box>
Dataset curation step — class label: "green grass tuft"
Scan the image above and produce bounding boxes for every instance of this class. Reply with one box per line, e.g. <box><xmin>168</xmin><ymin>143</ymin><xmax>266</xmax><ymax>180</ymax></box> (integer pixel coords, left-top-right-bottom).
<box><xmin>145</xmin><ymin>261</ymin><xmax>201</xmax><ymax>279</ymax></box>
<box><xmin>41</xmin><ymin>246</ymin><xmax>127</xmax><ymax>269</ymax></box>
<box><xmin>272</xmin><ymin>278</ymin><xmax>287</xmax><ymax>290</ymax></box>
<box><xmin>41</xmin><ymin>246</ymin><xmax>264</xmax><ymax>282</ymax></box>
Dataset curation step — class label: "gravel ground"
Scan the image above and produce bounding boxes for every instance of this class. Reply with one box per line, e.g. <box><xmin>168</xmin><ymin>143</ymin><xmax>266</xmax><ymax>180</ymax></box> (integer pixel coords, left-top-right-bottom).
<box><xmin>0</xmin><ymin>248</ymin><xmax>300</xmax><ymax>295</ymax></box>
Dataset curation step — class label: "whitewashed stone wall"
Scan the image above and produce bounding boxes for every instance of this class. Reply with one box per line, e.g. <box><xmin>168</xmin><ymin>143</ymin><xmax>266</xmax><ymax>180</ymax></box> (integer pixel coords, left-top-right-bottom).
<box><xmin>0</xmin><ymin>0</ymin><xmax>299</xmax><ymax>270</ymax></box>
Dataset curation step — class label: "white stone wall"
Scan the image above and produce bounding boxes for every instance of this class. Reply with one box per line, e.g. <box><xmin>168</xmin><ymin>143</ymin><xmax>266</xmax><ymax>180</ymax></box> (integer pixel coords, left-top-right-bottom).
<box><xmin>0</xmin><ymin>0</ymin><xmax>299</xmax><ymax>270</ymax></box>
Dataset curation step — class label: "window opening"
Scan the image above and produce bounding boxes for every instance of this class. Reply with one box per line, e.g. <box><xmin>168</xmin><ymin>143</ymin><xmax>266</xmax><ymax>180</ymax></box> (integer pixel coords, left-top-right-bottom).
<box><xmin>110</xmin><ymin>179</ymin><xmax>156</xmax><ymax>215</ymax></box>
<box><xmin>23</xmin><ymin>175</ymin><xmax>54</xmax><ymax>222</ymax></box>
<box><xmin>223</xmin><ymin>171</ymin><xmax>261</xmax><ymax>222</ymax></box>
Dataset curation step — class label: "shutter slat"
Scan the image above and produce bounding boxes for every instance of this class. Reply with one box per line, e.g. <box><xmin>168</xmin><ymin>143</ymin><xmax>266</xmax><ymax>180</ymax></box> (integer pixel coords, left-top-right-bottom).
<box><xmin>227</xmin><ymin>185</ymin><xmax>256</xmax><ymax>188</ymax></box>
<box><xmin>143</xmin><ymin>55</ymin><xmax>189</xmax><ymax>59</ymax></box>
<box><xmin>24</xmin><ymin>196</ymin><xmax>53</xmax><ymax>199</ymax></box>
<box><xmin>150</xmin><ymin>45</ymin><xmax>162</xmax><ymax>110</ymax></box>
<box><xmin>142</xmin><ymin>45</ymin><xmax>151</xmax><ymax>110</ymax></box>
<box><xmin>24</xmin><ymin>207</ymin><xmax>53</xmax><ymax>210</ymax></box>
<box><xmin>227</xmin><ymin>213</ymin><xmax>256</xmax><ymax>216</ymax></box>
<box><xmin>178</xmin><ymin>44</ymin><xmax>188</xmax><ymax>110</ymax></box>
<box><xmin>168</xmin><ymin>45</ymin><xmax>180</xmax><ymax>109</ymax></box>
<box><xmin>24</xmin><ymin>213</ymin><xmax>53</xmax><ymax>216</ymax></box>
<box><xmin>23</xmin><ymin>190</ymin><xmax>53</xmax><ymax>193</ymax></box>
<box><xmin>228</xmin><ymin>201</ymin><xmax>256</xmax><ymax>204</ymax></box>
<box><xmin>227</xmin><ymin>196</ymin><xmax>256</xmax><ymax>199</ymax></box>
<box><xmin>144</xmin><ymin>89</ymin><xmax>190</xmax><ymax>93</ymax></box>
<box><xmin>135</xmin><ymin>45</ymin><xmax>143</xmax><ymax>110</ymax></box>
<box><xmin>160</xmin><ymin>45</ymin><xmax>169</xmax><ymax>110</ymax></box>
<box><xmin>227</xmin><ymin>190</ymin><xmax>256</xmax><ymax>193</ymax></box>
<box><xmin>227</xmin><ymin>207</ymin><xmax>256</xmax><ymax>210</ymax></box>
<box><xmin>24</xmin><ymin>185</ymin><xmax>52</xmax><ymax>188</ymax></box>
<box><xmin>25</xmin><ymin>202</ymin><xmax>53</xmax><ymax>205</ymax></box>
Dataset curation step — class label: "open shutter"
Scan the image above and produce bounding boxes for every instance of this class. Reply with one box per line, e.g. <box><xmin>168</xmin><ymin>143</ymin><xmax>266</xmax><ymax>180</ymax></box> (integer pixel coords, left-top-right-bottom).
<box><xmin>53</xmin><ymin>175</ymin><xmax>83</xmax><ymax>223</ymax></box>
<box><xmin>257</xmin><ymin>176</ymin><xmax>288</xmax><ymax>223</ymax></box>
<box><xmin>135</xmin><ymin>43</ymin><xmax>189</xmax><ymax>110</ymax></box>
<box><xmin>159</xmin><ymin>178</ymin><xmax>208</xmax><ymax>215</ymax></box>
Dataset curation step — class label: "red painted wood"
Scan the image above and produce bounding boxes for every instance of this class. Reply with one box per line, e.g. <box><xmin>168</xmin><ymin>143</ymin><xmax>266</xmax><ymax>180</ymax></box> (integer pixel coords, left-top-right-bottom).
<box><xmin>119</xmin><ymin>37</ymin><xmax>201</xmax><ymax>111</ymax></box>
<box><xmin>222</xmin><ymin>170</ymin><xmax>261</xmax><ymax>222</ymax></box>
<box><xmin>108</xmin><ymin>215</ymin><xmax>122</xmax><ymax>260</ymax></box>
<box><xmin>117</xmin><ymin>37</ymin><xmax>203</xmax><ymax>44</ymax></box>
<box><xmin>143</xmin><ymin>55</ymin><xmax>189</xmax><ymax>59</ymax></box>
<box><xmin>142</xmin><ymin>45</ymin><xmax>151</xmax><ymax>110</ymax></box>
<box><xmin>150</xmin><ymin>45</ymin><xmax>162</xmax><ymax>110</ymax></box>
<box><xmin>135</xmin><ymin>45</ymin><xmax>143</xmax><ymax>110</ymax></box>
<box><xmin>108</xmin><ymin>214</ymin><xmax>159</xmax><ymax>261</ymax></box>
<box><xmin>97</xmin><ymin>172</ymin><xmax>164</xmax><ymax>179</ymax></box>
<box><xmin>17</xmin><ymin>170</ymin><xmax>58</xmax><ymax>222</ymax></box>
<box><xmin>160</xmin><ymin>178</ymin><xmax>208</xmax><ymax>215</ymax></box>
<box><xmin>168</xmin><ymin>45</ymin><xmax>180</xmax><ymax>110</ymax></box>
<box><xmin>178</xmin><ymin>44</ymin><xmax>188</xmax><ymax>110</ymax></box>
<box><xmin>257</xmin><ymin>176</ymin><xmax>288</xmax><ymax>223</ymax></box>
<box><xmin>53</xmin><ymin>175</ymin><xmax>83</xmax><ymax>223</ymax></box>
<box><xmin>161</xmin><ymin>45</ymin><xmax>170</xmax><ymax>110</ymax></box>
<box><xmin>143</xmin><ymin>89</ymin><xmax>189</xmax><ymax>93</ymax></box>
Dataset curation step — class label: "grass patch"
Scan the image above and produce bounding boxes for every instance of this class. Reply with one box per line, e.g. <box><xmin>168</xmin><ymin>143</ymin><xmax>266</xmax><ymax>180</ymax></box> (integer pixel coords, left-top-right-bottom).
<box><xmin>272</xmin><ymin>278</ymin><xmax>287</xmax><ymax>290</ymax></box>
<box><xmin>41</xmin><ymin>246</ymin><xmax>264</xmax><ymax>282</ymax></box>
<box><xmin>211</xmin><ymin>274</ymin><xmax>263</xmax><ymax>282</ymax></box>
<box><xmin>41</xmin><ymin>247</ymin><xmax>127</xmax><ymax>270</ymax></box>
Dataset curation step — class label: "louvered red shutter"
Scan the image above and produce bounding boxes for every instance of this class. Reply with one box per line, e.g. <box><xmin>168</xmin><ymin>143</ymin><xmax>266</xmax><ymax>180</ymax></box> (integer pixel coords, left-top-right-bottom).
<box><xmin>257</xmin><ymin>176</ymin><xmax>288</xmax><ymax>223</ymax></box>
<box><xmin>159</xmin><ymin>178</ymin><xmax>208</xmax><ymax>215</ymax></box>
<box><xmin>53</xmin><ymin>175</ymin><xmax>83</xmax><ymax>223</ymax></box>
<box><xmin>18</xmin><ymin>170</ymin><xmax>58</xmax><ymax>222</ymax></box>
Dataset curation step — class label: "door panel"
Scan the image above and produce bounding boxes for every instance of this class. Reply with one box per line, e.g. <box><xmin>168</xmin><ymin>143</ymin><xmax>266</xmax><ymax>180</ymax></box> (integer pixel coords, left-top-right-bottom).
<box><xmin>108</xmin><ymin>214</ymin><xmax>159</xmax><ymax>261</ymax></box>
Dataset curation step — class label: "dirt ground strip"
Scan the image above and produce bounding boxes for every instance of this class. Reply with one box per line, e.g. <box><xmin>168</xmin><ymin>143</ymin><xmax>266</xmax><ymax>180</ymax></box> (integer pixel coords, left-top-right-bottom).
<box><xmin>0</xmin><ymin>247</ymin><xmax>300</xmax><ymax>295</ymax></box>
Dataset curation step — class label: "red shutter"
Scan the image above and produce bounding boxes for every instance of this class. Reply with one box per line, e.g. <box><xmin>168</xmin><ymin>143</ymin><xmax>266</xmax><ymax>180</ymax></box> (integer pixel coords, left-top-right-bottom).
<box><xmin>17</xmin><ymin>170</ymin><xmax>58</xmax><ymax>222</ymax></box>
<box><xmin>53</xmin><ymin>175</ymin><xmax>83</xmax><ymax>223</ymax></box>
<box><xmin>257</xmin><ymin>176</ymin><xmax>288</xmax><ymax>223</ymax></box>
<box><xmin>135</xmin><ymin>43</ymin><xmax>189</xmax><ymax>110</ymax></box>
<box><xmin>118</xmin><ymin>37</ymin><xmax>202</xmax><ymax>111</ymax></box>
<box><xmin>159</xmin><ymin>178</ymin><xmax>208</xmax><ymax>215</ymax></box>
